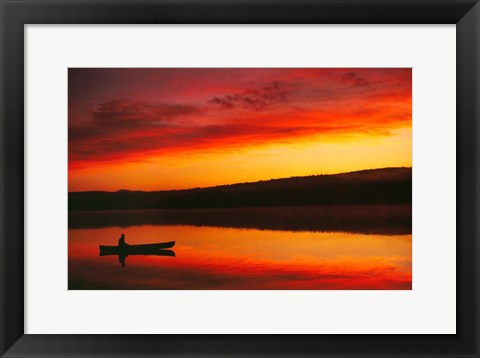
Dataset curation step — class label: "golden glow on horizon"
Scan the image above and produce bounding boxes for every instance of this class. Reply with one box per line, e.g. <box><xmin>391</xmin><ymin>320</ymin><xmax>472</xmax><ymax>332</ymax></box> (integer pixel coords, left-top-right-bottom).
<box><xmin>69</xmin><ymin>127</ymin><xmax>411</xmax><ymax>192</ymax></box>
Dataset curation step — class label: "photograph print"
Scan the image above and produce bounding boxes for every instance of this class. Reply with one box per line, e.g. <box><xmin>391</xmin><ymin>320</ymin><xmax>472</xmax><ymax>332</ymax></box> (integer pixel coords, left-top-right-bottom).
<box><xmin>68</xmin><ymin>68</ymin><xmax>412</xmax><ymax>290</ymax></box>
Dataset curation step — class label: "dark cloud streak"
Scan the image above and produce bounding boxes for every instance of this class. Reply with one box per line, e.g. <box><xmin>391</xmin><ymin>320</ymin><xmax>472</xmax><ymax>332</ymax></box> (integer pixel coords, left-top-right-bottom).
<box><xmin>207</xmin><ymin>81</ymin><xmax>287</xmax><ymax>111</ymax></box>
<box><xmin>341</xmin><ymin>72</ymin><xmax>370</xmax><ymax>88</ymax></box>
<box><xmin>69</xmin><ymin>99</ymin><xmax>198</xmax><ymax>142</ymax></box>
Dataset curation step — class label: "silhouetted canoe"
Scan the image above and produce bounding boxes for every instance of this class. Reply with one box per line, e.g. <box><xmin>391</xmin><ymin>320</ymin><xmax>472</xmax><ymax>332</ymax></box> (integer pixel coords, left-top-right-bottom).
<box><xmin>126</xmin><ymin>249</ymin><xmax>176</xmax><ymax>257</ymax></box>
<box><xmin>99</xmin><ymin>241</ymin><xmax>175</xmax><ymax>255</ymax></box>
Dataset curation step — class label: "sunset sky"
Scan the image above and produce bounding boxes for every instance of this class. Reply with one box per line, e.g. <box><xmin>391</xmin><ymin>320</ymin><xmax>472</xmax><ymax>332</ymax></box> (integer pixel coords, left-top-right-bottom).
<box><xmin>68</xmin><ymin>68</ymin><xmax>412</xmax><ymax>192</ymax></box>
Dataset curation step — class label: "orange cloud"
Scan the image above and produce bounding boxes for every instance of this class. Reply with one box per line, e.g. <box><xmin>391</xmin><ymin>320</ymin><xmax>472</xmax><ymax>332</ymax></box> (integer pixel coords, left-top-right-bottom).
<box><xmin>69</xmin><ymin>68</ymin><xmax>411</xmax><ymax>191</ymax></box>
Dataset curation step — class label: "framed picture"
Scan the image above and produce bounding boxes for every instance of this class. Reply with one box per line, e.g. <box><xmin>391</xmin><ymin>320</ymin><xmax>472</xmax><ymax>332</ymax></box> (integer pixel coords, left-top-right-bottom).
<box><xmin>1</xmin><ymin>0</ymin><xmax>479</xmax><ymax>357</ymax></box>
<box><xmin>67</xmin><ymin>67</ymin><xmax>414</xmax><ymax>289</ymax></box>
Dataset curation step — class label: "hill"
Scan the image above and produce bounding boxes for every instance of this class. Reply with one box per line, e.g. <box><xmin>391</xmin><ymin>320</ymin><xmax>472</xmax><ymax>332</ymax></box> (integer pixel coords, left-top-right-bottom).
<box><xmin>68</xmin><ymin>167</ymin><xmax>412</xmax><ymax>211</ymax></box>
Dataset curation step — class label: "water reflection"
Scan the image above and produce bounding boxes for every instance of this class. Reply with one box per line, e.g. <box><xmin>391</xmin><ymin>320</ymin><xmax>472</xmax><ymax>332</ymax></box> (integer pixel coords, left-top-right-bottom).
<box><xmin>69</xmin><ymin>217</ymin><xmax>412</xmax><ymax>290</ymax></box>
<box><xmin>69</xmin><ymin>204</ymin><xmax>412</xmax><ymax>235</ymax></box>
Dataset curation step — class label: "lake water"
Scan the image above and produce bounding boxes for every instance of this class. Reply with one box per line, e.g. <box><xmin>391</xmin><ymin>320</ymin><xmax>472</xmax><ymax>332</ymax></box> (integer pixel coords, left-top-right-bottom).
<box><xmin>68</xmin><ymin>206</ymin><xmax>412</xmax><ymax>290</ymax></box>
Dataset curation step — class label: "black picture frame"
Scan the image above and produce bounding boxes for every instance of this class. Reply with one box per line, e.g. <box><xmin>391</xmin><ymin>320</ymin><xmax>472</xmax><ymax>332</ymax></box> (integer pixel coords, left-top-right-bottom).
<box><xmin>1</xmin><ymin>0</ymin><xmax>479</xmax><ymax>357</ymax></box>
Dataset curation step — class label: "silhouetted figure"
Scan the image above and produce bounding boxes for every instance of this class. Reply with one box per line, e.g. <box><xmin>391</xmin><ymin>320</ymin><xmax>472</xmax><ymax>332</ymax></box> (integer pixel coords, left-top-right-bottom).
<box><xmin>117</xmin><ymin>234</ymin><xmax>128</xmax><ymax>267</ymax></box>
<box><xmin>99</xmin><ymin>234</ymin><xmax>175</xmax><ymax>267</ymax></box>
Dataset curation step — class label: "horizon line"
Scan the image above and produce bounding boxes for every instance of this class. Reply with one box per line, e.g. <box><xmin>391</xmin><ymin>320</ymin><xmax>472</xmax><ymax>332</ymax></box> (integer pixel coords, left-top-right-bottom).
<box><xmin>69</xmin><ymin>166</ymin><xmax>412</xmax><ymax>194</ymax></box>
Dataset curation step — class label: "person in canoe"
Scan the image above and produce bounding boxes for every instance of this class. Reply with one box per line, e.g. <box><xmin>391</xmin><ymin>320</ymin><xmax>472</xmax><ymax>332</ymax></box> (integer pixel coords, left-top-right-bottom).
<box><xmin>99</xmin><ymin>235</ymin><xmax>175</xmax><ymax>267</ymax></box>
<box><xmin>118</xmin><ymin>234</ymin><xmax>126</xmax><ymax>247</ymax></box>
<box><xmin>118</xmin><ymin>234</ymin><xmax>129</xmax><ymax>267</ymax></box>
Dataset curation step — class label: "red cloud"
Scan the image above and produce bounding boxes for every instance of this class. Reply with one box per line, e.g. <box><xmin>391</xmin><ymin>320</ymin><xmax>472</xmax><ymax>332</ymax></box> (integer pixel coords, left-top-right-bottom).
<box><xmin>69</xmin><ymin>68</ymin><xmax>412</xmax><ymax>168</ymax></box>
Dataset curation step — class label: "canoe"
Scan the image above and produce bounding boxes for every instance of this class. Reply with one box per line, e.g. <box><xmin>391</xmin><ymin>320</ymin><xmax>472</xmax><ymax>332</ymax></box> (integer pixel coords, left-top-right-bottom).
<box><xmin>150</xmin><ymin>249</ymin><xmax>175</xmax><ymax>257</ymax></box>
<box><xmin>99</xmin><ymin>241</ymin><xmax>175</xmax><ymax>255</ymax></box>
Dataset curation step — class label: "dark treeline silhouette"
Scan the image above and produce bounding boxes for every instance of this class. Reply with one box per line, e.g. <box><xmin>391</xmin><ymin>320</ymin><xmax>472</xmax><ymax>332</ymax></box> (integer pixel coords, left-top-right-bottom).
<box><xmin>69</xmin><ymin>167</ymin><xmax>412</xmax><ymax>211</ymax></box>
<box><xmin>70</xmin><ymin>204</ymin><xmax>411</xmax><ymax>235</ymax></box>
